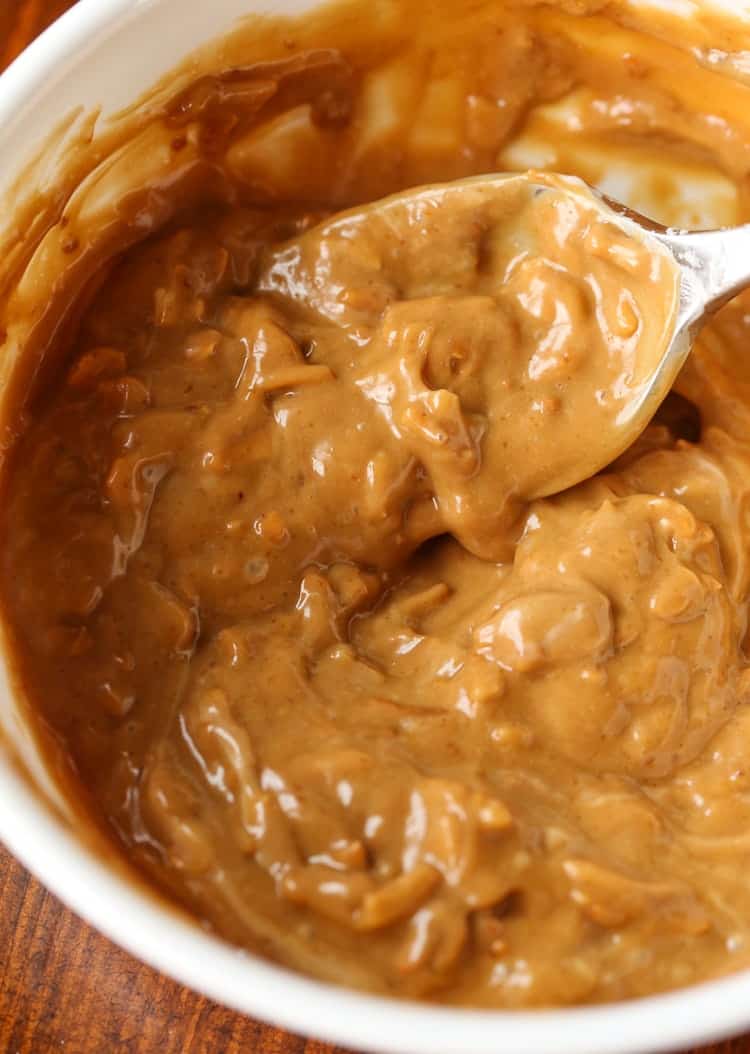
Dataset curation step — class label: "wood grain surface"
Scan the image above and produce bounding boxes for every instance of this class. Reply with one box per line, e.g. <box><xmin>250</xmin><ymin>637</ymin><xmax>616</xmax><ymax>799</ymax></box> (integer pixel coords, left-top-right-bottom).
<box><xmin>0</xmin><ymin>3</ymin><xmax>749</xmax><ymax>1053</ymax></box>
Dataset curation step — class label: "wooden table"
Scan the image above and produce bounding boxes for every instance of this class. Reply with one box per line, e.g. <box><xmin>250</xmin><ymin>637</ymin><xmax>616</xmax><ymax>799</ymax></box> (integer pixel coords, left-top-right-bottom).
<box><xmin>0</xmin><ymin>3</ymin><xmax>748</xmax><ymax>1052</ymax></box>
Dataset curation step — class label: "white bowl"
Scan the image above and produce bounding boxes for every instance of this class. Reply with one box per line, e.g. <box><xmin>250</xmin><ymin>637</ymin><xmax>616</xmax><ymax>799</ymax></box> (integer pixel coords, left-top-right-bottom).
<box><xmin>1</xmin><ymin>1</ymin><xmax>750</xmax><ymax>1052</ymax></box>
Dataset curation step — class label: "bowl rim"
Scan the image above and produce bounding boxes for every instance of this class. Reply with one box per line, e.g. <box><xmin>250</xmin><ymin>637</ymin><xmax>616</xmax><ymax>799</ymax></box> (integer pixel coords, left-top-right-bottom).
<box><xmin>1</xmin><ymin>1</ymin><xmax>750</xmax><ymax>1051</ymax></box>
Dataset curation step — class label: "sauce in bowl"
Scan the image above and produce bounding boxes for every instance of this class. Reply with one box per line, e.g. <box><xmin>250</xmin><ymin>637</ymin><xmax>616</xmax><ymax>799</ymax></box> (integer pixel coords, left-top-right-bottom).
<box><xmin>0</xmin><ymin>0</ymin><xmax>748</xmax><ymax>1008</ymax></box>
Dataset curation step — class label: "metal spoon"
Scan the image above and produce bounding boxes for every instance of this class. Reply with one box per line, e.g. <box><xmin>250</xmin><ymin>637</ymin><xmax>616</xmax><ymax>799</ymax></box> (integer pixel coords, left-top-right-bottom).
<box><xmin>262</xmin><ymin>170</ymin><xmax>748</xmax><ymax>503</ymax></box>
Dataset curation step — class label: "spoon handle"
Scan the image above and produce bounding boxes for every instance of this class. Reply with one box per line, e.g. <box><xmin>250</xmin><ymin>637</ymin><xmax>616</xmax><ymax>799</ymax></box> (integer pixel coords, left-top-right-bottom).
<box><xmin>655</xmin><ymin>223</ymin><xmax>750</xmax><ymax>326</ymax></box>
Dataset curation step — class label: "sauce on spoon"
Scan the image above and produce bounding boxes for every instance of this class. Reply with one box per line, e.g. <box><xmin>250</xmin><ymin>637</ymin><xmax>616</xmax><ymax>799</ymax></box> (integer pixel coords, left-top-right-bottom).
<box><xmin>259</xmin><ymin>172</ymin><xmax>680</xmax><ymax>557</ymax></box>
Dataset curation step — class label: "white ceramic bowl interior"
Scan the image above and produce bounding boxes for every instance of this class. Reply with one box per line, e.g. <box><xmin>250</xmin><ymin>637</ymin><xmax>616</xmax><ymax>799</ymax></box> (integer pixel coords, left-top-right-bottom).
<box><xmin>2</xmin><ymin>1</ymin><xmax>750</xmax><ymax>1052</ymax></box>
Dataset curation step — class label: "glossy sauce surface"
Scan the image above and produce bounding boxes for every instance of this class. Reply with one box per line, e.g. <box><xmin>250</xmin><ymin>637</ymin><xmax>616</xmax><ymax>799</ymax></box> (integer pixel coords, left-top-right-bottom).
<box><xmin>1</xmin><ymin>0</ymin><xmax>750</xmax><ymax>1008</ymax></box>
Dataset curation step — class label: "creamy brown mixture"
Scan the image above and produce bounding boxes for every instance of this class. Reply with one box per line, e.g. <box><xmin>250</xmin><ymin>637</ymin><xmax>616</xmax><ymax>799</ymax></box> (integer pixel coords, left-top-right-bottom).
<box><xmin>3</xmin><ymin>0</ymin><xmax>750</xmax><ymax>1009</ymax></box>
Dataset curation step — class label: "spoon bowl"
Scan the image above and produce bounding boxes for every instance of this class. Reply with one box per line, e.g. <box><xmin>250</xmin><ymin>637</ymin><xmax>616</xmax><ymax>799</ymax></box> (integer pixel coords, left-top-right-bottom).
<box><xmin>262</xmin><ymin>170</ymin><xmax>688</xmax><ymax>513</ymax></box>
